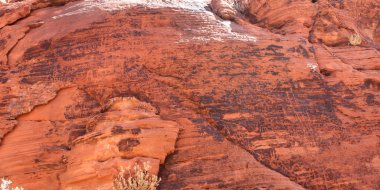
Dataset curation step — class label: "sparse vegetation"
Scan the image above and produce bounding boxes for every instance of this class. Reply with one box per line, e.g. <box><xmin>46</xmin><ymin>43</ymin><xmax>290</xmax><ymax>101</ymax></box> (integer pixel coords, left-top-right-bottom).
<box><xmin>113</xmin><ymin>162</ymin><xmax>161</xmax><ymax>190</ymax></box>
<box><xmin>1</xmin><ymin>178</ymin><xmax>24</xmax><ymax>190</ymax></box>
<box><xmin>349</xmin><ymin>34</ymin><xmax>362</xmax><ymax>46</ymax></box>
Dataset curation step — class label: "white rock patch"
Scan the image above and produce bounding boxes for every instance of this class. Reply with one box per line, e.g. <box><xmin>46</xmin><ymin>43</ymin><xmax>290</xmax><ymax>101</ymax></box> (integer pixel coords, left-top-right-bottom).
<box><xmin>51</xmin><ymin>0</ymin><xmax>256</xmax><ymax>42</ymax></box>
<box><xmin>307</xmin><ymin>62</ymin><xmax>318</xmax><ymax>72</ymax></box>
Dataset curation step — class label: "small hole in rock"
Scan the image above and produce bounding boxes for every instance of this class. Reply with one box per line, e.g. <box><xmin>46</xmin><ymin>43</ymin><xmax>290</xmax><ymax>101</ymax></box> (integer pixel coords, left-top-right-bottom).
<box><xmin>320</xmin><ymin>69</ymin><xmax>332</xmax><ymax>77</ymax></box>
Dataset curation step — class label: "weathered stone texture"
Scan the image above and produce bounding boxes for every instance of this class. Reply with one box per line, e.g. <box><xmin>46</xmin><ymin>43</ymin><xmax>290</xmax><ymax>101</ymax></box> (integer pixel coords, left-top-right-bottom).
<box><xmin>0</xmin><ymin>0</ymin><xmax>379</xmax><ymax>189</ymax></box>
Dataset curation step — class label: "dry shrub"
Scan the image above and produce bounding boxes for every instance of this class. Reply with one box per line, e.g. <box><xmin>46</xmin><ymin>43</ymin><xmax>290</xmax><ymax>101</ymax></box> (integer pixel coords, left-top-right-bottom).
<box><xmin>113</xmin><ymin>162</ymin><xmax>161</xmax><ymax>190</ymax></box>
<box><xmin>1</xmin><ymin>178</ymin><xmax>24</xmax><ymax>190</ymax></box>
<box><xmin>349</xmin><ymin>34</ymin><xmax>362</xmax><ymax>46</ymax></box>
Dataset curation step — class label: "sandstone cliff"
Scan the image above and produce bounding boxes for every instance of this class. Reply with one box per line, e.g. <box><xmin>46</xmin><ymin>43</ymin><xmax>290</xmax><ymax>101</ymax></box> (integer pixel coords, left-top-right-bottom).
<box><xmin>0</xmin><ymin>0</ymin><xmax>379</xmax><ymax>189</ymax></box>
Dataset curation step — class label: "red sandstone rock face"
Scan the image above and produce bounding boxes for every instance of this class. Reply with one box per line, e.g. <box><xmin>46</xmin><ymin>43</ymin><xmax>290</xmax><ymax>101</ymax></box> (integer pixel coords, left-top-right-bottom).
<box><xmin>0</xmin><ymin>0</ymin><xmax>379</xmax><ymax>190</ymax></box>
<box><xmin>60</xmin><ymin>96</ymin><xmax>179</xmax><ymax>190</ymax></box>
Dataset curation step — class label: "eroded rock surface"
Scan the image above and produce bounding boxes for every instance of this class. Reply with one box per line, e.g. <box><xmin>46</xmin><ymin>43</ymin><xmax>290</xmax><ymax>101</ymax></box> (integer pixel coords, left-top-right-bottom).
<box><xmin>60</xmin><ymin>97</ymin><xmax>179</xmax><ymax>190</ymax></box>
<box><xmin>0</xmin><ymin>0</ymin><xmax>379</xmax><ymax>189</ymax></box>
<box><xmin>212</xmin><ymin>0</ymin><xmax>380</xmax><ymax>48</ymax></box>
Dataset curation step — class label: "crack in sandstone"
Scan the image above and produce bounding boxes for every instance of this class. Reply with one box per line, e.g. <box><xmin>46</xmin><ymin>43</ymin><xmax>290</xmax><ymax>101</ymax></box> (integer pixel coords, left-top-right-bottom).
<box><xmin>4</xmin><ymin>28</ymin><xmax>29</xmax><ymax>69</ymax></box>
<box><xmin>0</xmin><ymin>119</ymin><xmax>17</xmax><ymax>145</ymax></box>
<box><xmin>308</xmin><ymin>8</ymin><xmax>320</xmax><ymax>44</ymax></box>
<box><xmin>0</xmin><ymin>2</ymin><xmax>31</xmax><ymax>29</ymax></box>
<box><xmin>0</xmin><ymin>87</ymin><xmax>72</xmax><ymax>145</ymax></box>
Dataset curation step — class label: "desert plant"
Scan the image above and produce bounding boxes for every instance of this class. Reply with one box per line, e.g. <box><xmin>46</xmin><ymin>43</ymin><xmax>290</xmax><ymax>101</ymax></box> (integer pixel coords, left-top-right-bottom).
<box><xmin>113</xmin><ymin>162</ymin><xmax>161</xmax><ymax>190</ymax></box>
<box><xmin>1</xmin><ymin>178</ymin><xmax>24</xmax><ymax>190</ymax></box>
<box><xmin>349</xmin><ymin>34</ymin><xmax>362</xmax><ymax>46</ymax></box>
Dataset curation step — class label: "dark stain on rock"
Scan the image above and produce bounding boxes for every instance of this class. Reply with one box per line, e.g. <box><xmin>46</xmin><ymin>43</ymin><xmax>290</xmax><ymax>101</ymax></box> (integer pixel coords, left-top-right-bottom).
<box><xmin>131</xmin><ymin>128</ymin><xmax>141</xmax><ymax>135</ymax></box>
<box><xmin>288</xmin><ymin>45</ymin><xmax>309</xmax><ymax>58</ymax></box>
<box><xmin>0</xmin><ymin>77</ymin><xmax>8</xmax><ymax>84</ymax></box>
<box><xmin>0</xmin><ymin>39</ymin><xmax>6</xmax><ymax>49</ymax></box>
<box><xmin>40</xmin><ymin>40</ymin><xmax>51</xmax><ymax>50</ymax></box>
<box><xmin>200</xmin><ymin>95</ymin><xmax>214</xmax><ymax>104</ymax></box>
<box><xmin>364</xmin><ymin>79</ymin><xmax>380</xmax><ymax>90</ymax></box>
<box><xmin>69</xmin><ymin>129</ymin><xmax>86</xmax><ymax>142</ymax></box>
<box><xmin>112</xmin><ymin>125</ymin><xmax>126</xmax><ymax>134</ymax></box>
<box><xmin>320</xmin><ymin>69</ymin><xmax>332</xmax><ymax>77</ymax></box>
<box><xmin>44</xmin><ymin>144</ymin><xmax>71</xmax><ymax>151</ymax></box>
<box><xmin>265</xmin><ymin>70</ymin><xmax>279</xmax><ymax>75</ymax></box>
<box><xmin>111</xmin><ymin>126</ymin><xmax>141</xmax><ymax>135</ymax></box>
<box><xmin>270</xmin><ymin>57</ymin><xmax>290</xmax><ymax>61</ymax></box>
<box><xmin>50</xmin><ymin>0</ymin><xmax>69</xmax><ymax>6</ymax></box>
<box><xmin>298</xmin><ymin>45</ymin><xmax>309</xmax><ymax>58</ymax></box>
<box><xmin>118</xmin><ymin>138</ymin><xmax>140</xmax><ymax>151</ymax></box>
<box><xmin>266</xmin><ymin>44</ymin><xmax>283</xmax><ymax>50</ymax></box>
<box><xmin>365</xmin><ymin>93</ymin><xmax>379</xmax><ymax>105</ymax></box>
<box><xmin>198</xmin><ymin>125</ymin><xmax>224</xmax><ymax>142</ymax></box>
<box><xmin>265</xmin><ymin>44</ymin><xmax>285</xmax><ymax>56</ymax></box>
<box><xmin>308</xmin><ymin>46</ymin><xmax>315</xmax><ymax>53</ymax></box>
<box><xmin>191</xmin><ymin>118</ymin><xmax>206</xmax><ymax>124</ymax></box>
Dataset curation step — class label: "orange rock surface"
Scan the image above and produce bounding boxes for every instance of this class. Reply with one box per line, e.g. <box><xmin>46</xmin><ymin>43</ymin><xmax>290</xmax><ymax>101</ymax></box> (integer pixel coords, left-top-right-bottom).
<box><xmin>0</xmin><ymin>0</ymin><xmax>379</xmax><ymax>189</ymax></box>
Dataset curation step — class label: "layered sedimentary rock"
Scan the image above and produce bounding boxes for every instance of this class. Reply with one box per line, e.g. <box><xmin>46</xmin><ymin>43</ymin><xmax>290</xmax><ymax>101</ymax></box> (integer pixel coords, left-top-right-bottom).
<box><xmin>60</xmin><ymin>97</ymin><xmax>179</xmax><ymax>190</ymax></box>
<box><xmin>212</xmin><ymin>0</ymin><xmax>380</xmax><ymax>47</ymax></box>
<box><xmin>0</xmin><ymin>0</ymin><xmax>379</xmax><ymax>189</ymax></box>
